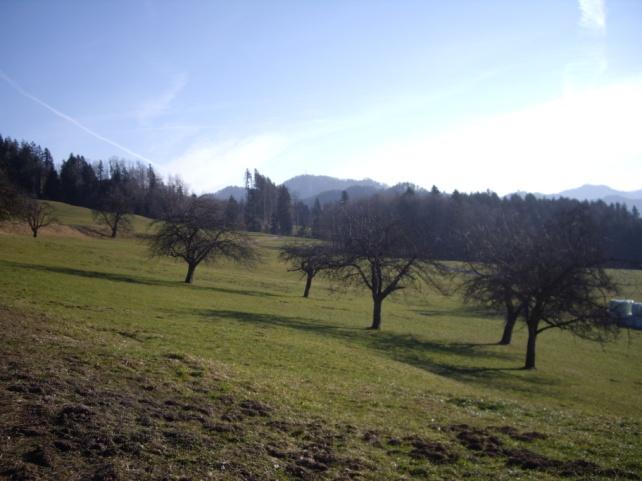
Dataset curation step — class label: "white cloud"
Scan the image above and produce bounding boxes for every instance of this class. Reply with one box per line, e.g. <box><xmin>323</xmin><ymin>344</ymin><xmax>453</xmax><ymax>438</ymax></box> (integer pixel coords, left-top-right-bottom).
<box><xmin>166</xmin><ymin>133</ymin><xmax>292</xmax><ymax>193</ymax></box>
<box><xmin>578</xmin><ymin>0</ymin><xmax>606</xmax><ymax>32</ymax></box>
<box><xmin>335</xmin><ymin>76</ymin><xmax>642</xmax><ymax>195</ymax></box>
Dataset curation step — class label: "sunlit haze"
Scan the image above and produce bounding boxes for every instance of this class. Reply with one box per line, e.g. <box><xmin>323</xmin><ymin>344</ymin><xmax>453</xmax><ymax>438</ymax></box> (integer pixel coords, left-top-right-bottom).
<box><xmin>1</xmin><ymin>1</ymin><xmax>641</xmax><ymax>195</ymax></box>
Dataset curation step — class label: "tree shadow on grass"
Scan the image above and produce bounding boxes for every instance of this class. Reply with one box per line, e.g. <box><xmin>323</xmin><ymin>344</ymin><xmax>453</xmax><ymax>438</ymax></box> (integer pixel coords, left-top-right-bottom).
<box><xmin>416</xmin><ymin>307</ymin><xmax>498</xmax><ymax>319</ymax></box>
<box><xmin>73</xmin><ymin>225</ymin><xmax>109</xmax><ymax>238</ymax></box>
<box><xmin>448</xmin><ymin>341</ymin><xmax>508</xmax><ymax>347</ymax></box>
<box><xmin>0</xmin><ymin>260</ymin><xmax>279</xmax><ymax>298</ymax></box>
<box><xmin>193</xmin><ymin>308</ymin><xmax>561</xmax><ymax>394</ymax></box>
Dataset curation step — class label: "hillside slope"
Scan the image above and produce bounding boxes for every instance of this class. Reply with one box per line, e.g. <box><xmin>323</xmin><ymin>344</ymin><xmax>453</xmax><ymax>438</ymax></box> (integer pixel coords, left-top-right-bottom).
<box><xmin>0</xmin><ymin>201</ymin><xmax>641</xmax><ymax>480</ymax></box>
<box><xmin>0</xmin><ymin>201</ymin><xmax>153</xmax><ymax>238</ymax></box>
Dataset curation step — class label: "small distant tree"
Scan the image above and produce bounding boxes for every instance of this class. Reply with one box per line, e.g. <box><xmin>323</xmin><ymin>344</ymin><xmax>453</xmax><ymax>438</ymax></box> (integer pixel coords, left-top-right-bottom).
<box><xmin>148</xmin><ymin>196</ymin><xmax>257</xmax><ymax>284</ymax></box>
<box><xmin>279</xmin><ymin>243</ymin><xmax>335</xmax><ymax>297</ymax></box>
<box><xmin>326</xmin><ymin>197</ymin><xmax>444</xmax><ymax>330</ymax></box>
<box><xmin>20</xmin><ymin>198</ymin><xmax>56</xmax><ymax>237</ymax></box>
<box><xmin>92</xmin><ymin>187</ymin><xmax>133</xmax><ymax>238</ymax></box>
<box><xmin>464</xmin><ymin>206</ymin><xmax>618</xmax><ymax>369</ymax></box>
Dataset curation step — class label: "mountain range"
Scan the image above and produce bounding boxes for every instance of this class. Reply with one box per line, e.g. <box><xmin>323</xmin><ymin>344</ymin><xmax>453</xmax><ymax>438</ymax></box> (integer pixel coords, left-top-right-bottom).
<box><xmin>554</xmin><ymin>185</ymin><xmax>642</xmax><ymax>212</ymax></box>
<box><xmin>210</xmin><ymin>175</ymin><xmax>389</xmax><ymax>206</ymax></box>
<box><xmin>211</xmin><ymin>176</ymin><xmax>642</xmax><ymax>213</ymax></box>
<box><xmin>516</xmin><ymin>185</ymin><xmax>642</xmax><ymax>213</ymax></box>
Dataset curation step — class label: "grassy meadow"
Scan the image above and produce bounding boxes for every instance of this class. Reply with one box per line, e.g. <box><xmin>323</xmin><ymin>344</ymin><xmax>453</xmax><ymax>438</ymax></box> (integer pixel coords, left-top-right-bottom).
<box><xmin>0</xmin><ymin>202</ymin><xmax>641</xmax><ymax>481</ymax></box>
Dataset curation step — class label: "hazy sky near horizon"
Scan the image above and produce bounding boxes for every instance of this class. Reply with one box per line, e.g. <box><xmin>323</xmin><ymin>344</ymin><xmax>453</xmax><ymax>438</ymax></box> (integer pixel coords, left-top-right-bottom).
<box><xmin>1</xmin><ymin>1</ymin><xmax>641</xmax><ymax>195</ymax></box>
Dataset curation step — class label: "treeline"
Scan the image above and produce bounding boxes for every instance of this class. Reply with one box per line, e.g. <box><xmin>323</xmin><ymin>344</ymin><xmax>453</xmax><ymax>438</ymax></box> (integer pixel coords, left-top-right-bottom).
<box><xmin>0</xmin><ymin>134</ymin><xmax>188</xmax><ymax>219</ymax></box>
<box><xmin>307</xmin><ymin>189</ymin><xmax>642</xmax><ymax>266</ymax></box>
<box><xmin>234</xmin><ymin>171</ymin><xmax>642</xmax><ymax>265</ymax></box>
<box><xmin>0</xmin><ymin>136</ymin><xmax>299</xmax><ymax>233</ymax></box>
<box><xmin>2</xmin><ymin>133</ymin><xmax>642</xmax><ymax>264</ymax></box>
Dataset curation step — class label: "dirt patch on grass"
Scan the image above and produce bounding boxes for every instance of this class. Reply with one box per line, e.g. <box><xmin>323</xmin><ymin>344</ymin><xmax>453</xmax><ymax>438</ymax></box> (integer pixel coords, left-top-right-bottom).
<box><xmin>0</xmin><ymin>307</ymin><xmax>379</xmax><ymax>480</ymax></box>
<box><xmin>445</xmin><ymin>423</ymin><xmax>548</xmax><ymax>456</ymax></box>
<box><xmin>407</xmin><ymin>438</ymin><xmax>459</xmax><ymax>464</ymax></box>
<box><xmin>506</xmin><ymin>448</ymin><xmax>640</xmax><ymax>479</ymax></box>
<box><xmin>489</xmin><ymin>425</ymin><xmax>547</xmax><ymax>442</ymax></box>
<box><xmin>443</xmin><ymin>423</ymin><xmax>640</xmax><ymax>479</ymax></box>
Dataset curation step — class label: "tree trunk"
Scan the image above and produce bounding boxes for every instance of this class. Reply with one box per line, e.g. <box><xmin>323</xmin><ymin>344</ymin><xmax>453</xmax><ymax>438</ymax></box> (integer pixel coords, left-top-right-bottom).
<box><xmin>370</xmin><ymin>297</ymin><xmax>383</xmax><ymax>330</ymax></box>
<box><xmin>111</xmin><ymin>222</ymin><xmax>118</xmax><ymax>238</ymax></box>
<box><xmin>498</xmin><ymin>310</ymin><xmax>518</xmax><ymax>345</ymax></box>
<box><xmin>303</xmin><ymin>272</ymin><xmax>313</xmax><ymax>298</ymax></box>
<box><xmin>524</xmin><ymin>321</ymin><xmax>538</xmax><ymax>369</ymax></box>
<box><xmin>32</xmin><ymin>229</ymin><xmax>38</xmax><ymax>238</ymax></box>
<box><xmin>184</xmin><ymin>263</ymin><xmax>196</xmax><ymax>284</ymax></box>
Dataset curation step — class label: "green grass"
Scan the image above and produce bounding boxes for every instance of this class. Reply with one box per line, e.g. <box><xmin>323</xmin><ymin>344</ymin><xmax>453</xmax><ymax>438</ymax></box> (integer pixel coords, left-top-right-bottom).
<box><xmin>42</xmin><ymin>199</ymin><xmax>153</xmax><ymax>234</ymax></box>
<box><xmin>1</xmin><ymin>202</ymin><xmax>641</xmax><ymax>480</ymax></box>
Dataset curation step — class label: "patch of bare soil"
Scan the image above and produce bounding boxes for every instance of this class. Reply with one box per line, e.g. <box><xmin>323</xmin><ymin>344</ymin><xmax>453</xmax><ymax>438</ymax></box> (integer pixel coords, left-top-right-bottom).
<box><xmin>356</xmin><ymin>430</ymin><xmax>460</xmax><ymax>468</ymax></box>
<box><xmin>444</xmin><ymin>423</ymin><xmax>640</xmax><ymax>479</ymax></box>
<box><xmin>0</xmin><ymin>307</ymin><xmax>377</xmax><ymax>481</ymax></box>
<box><xmin>406</xmin><ymin>438</ymin><xmax>459</xmax><ymax>464</ymax></box>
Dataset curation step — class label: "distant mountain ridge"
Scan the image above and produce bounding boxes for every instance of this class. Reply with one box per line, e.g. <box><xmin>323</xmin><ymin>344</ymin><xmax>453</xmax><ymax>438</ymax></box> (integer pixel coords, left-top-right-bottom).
<box><xmin>301</xmin><ymin>184</ymin><xmax>382</xmax><ymax>206</ymax></box>
<box><xmin>554</xmin><ymin>184</ymin><xmax>642</xmax><ymax>202</ymax></box>
<box><xmin>209</xmin><ymin>185</ymin><xmax>247</xmax><ymax>201</ymax></box>
<box><xmin>544</xmin><ymin>185</ymin><xmax>640</xmax><ymax>213</ymax></box>
<box><xmin>510</xmin><ymin>184</ymin><xmax>642</xmax><ymax>213</ymax></box>
<box><xmin>602</xmin><ymin>195</ymin><xmax>642</xmax><ymax>213</ymax></box>
<box><xmin>211</xmin><ymin>178</ymin><xmax>642</xmax><ymax>213</ymax></box>
<box><xmin>210</xmin><ymin>174</ymin><xmax>388</xmax><ymax>204</ymax></box>
<box><xmin>283</xmin><ymin>175</ymin><xmax>385</xmax><ymax>200</ymax></box>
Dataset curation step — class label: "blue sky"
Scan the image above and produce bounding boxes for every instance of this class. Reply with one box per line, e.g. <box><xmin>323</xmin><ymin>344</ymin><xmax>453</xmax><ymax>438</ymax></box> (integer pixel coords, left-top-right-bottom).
<box><xmin>1</xmin><ymin>1</ymin><xmax>641</xmax><ymax>194</ymax></box>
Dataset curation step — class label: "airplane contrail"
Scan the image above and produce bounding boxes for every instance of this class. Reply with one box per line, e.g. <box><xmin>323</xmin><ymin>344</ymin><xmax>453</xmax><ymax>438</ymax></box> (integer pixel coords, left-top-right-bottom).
<box><xmin>0</xmin><ymin>69</ymin><xmax>161</xmax><ymax>168</ymax></box>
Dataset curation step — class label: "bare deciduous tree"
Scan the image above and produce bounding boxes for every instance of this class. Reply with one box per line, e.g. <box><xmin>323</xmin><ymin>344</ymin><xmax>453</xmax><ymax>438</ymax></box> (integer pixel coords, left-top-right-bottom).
<box><xmin>326</xmin><ymin>197</ymin><xmax>444</xmax><ymax>330</ymax></box>
<box><xmin>279</xmin><ymin>243</ymin><xmax>335</xmax><ymax>297</ymax></box>
<box><xmin>463</xmin><ymin>206</ymin><xmax>618</xmax><ymax>369</ymax></box>
<box><xmin>148</xmin><ymin>196</ymin><xmax>257</xmax><ymax>284</ymax></box>
<box><xmin>92</xmin><ymin>187</ymin><xmax>133</xmax><ymax>238</ymax></box>
<box><xmin>20</xmin><ymin>199</ymin><xmax>56</xmax><ymax>237</ymax></box>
